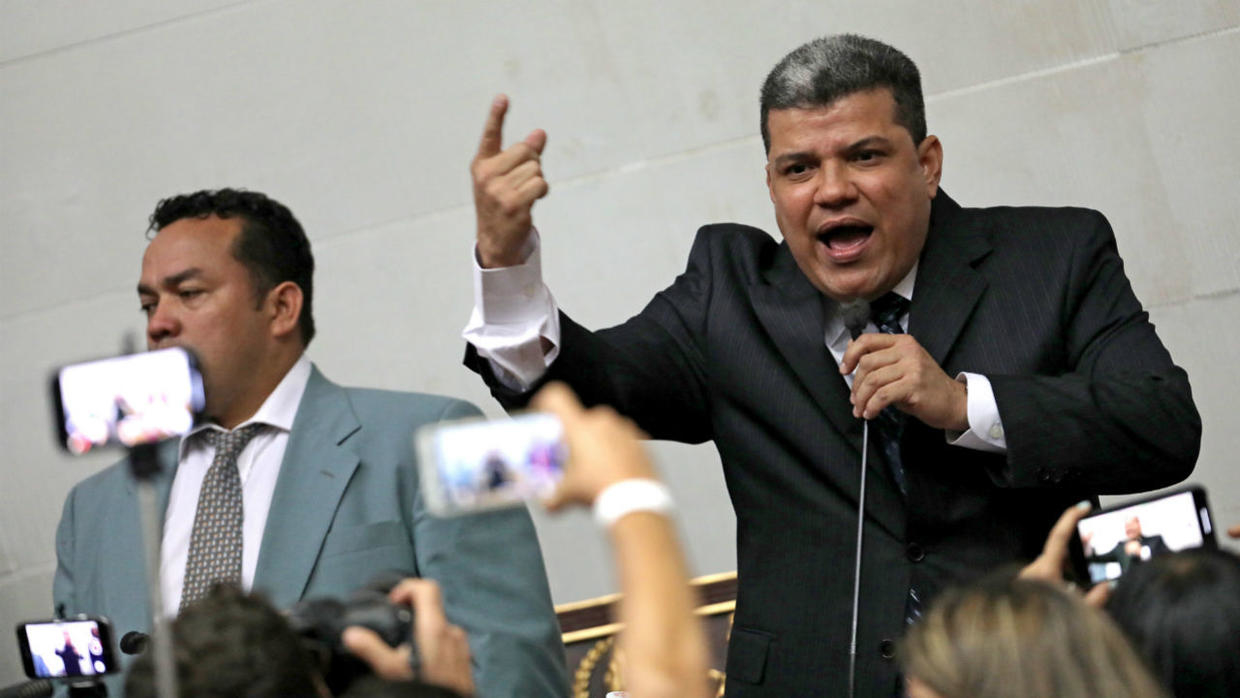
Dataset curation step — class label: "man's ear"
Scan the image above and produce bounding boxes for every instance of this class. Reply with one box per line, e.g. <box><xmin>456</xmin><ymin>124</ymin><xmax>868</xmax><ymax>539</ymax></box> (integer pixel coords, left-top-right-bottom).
<box><xmin>266</xmin><ymin>281</ymin><xmax>304</xmax><ymax>342</ymax></box>
<box><xmin>918</xmin><ymin>135</ymin><xmax>943</xmax><ymax>198</ymax></box>
<box><xmin>765</xmin><ymin>163</ymin><xmax>776</xmax><ymax>204</ymax></box>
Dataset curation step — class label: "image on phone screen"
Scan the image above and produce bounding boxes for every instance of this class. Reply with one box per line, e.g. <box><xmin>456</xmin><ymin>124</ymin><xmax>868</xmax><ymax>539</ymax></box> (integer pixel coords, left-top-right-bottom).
<box><xmin>17</xmin><ymin>619</ymin><xmax>115</xmax><ymax>679</ymax></box>
<box><xmin>53</xmin><ymin>347</ymin><xmax>204</xmax><ymax>454</ymax></box>
<box><xmin>1076</xmin><ymin>488</ymin><xmax>1211</xmax><ymax>585</ymax></box>
<box><xmin>418</xmin><ymin>413</ymin><xmax>565</xmax><ymax>515</ymax></box>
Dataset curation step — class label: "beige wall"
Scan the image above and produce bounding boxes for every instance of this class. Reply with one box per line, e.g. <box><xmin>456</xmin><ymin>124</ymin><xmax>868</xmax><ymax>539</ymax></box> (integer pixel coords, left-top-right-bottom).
<box><xmin>2</xmin><ymin>0</ymin><xmax>1237</xmax><ymax>686</ymax></box>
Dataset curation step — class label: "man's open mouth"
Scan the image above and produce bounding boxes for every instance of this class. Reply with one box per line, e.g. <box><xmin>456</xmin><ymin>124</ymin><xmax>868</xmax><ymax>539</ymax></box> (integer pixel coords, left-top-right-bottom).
<box><xmin>817</xmin><ymin>224</ymin><xmax>874</xmax><ymax>252</ymax></box>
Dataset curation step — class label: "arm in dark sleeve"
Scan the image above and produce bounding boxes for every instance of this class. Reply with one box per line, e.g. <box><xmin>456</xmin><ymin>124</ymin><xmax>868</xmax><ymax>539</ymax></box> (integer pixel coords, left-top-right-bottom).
<box><xmin>989</xmin><ymin>211</ymin><xmax>1201</xmax><ymax>493</ymax></box>
<box><xmin>466</xmin><ymin>228</ymin><xmax>718</xmax><ymax>444</ymax></box>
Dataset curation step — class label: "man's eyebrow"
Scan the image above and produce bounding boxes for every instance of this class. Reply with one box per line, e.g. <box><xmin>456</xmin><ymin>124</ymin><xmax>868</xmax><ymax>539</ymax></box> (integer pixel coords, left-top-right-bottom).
<box><xmin>771</xmin><ymin>151</ymin><xmax>815</xmax><ymax>167</ymax></box>
<box><xmin>844</xmin><ymin>135</ymin><xmax>894</xmax><ymax>152</ymax></box>
<box><xmin>137</xmin><ymin>268</ymin><xmax>203</xmax><ymax>295</ymax></box>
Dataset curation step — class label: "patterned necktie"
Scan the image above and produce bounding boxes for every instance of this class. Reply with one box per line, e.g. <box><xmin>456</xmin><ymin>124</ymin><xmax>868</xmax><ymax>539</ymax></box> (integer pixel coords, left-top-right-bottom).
<box><xmin>869</xmin><ymin>292</ymin><xmax>910</xmax><ymax>494</ymax></box>
<box><xmin>179</xmin><ymin>424</ymin><xmax>263</xmax><ymax>611</ymax></box>
<box><xmin>866</xmin><ymin>293</ymin><xmax>924</xmax><ymax>628</ymax></box>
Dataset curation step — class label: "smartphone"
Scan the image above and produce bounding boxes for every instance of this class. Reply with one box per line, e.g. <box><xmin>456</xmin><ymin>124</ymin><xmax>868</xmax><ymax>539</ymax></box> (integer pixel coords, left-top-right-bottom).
<box><xmin>16</xmin><ymin>617</ymin><xmax>118</xmax><ymax>679</ymax></box>
<box><xmin>416</xmin><ymin>412</ymin><xmax>566</xmax><ymax>516</ymax></box>
<box><xmin>1075</xmin><ymin>485</ymin><xmax>1215</xmax><ymax>586</ymax></box>
<box><xmin>51</xmin><ymin>347</ymin><xmax>205</xmax><ymax>455</ymax></box>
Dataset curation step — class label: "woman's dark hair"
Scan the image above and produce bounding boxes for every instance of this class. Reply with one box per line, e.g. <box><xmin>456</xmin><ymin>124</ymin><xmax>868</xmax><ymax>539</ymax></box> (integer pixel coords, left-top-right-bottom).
<box><xmin>1107</xmin><ymin>548</ymin><xmax>1240</xmax><ymax>698</ymax></box>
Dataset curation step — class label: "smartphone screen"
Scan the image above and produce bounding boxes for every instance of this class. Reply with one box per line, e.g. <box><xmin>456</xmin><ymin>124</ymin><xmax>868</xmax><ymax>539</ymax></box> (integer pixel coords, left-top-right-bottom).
<box><xmin>1075</xmin><ymin>486</ymin><xmax>1214</xmax><ymax>585</ymax></box>
<box><xmin>417</xmin><ymin>412</ymin><xmax>566</xmax><ymax>516</ymax></box>
<box><xmin>52</xmin><ymin>347</ymin><xmax>205</xmax><ymax>454</ymax></box>
<box><xmin>16</xmin><ymin>618</ymin><xmax>117</xmax><ymax>679</ymax></box>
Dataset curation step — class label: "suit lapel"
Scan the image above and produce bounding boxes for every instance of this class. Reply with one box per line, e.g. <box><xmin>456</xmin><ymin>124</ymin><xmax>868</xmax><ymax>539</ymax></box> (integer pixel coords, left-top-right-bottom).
<box><xmin>751</xmin><ymin>245</ymin><xmax>865</xmax><ymax>452</ymax></box>
<box><xmin>114</xmin><ymin>440</ymin><xmax>181</xmax><ymax>629</ymax></box>
<box><xmin>908</xmin><ymin>192</ymin><xmax>992</xmax><ymax>367</ymax></box>
<box><xmin>253</xmin><ymin>366</ymin><xmax>361</xmax><ymax>610</ymax></box>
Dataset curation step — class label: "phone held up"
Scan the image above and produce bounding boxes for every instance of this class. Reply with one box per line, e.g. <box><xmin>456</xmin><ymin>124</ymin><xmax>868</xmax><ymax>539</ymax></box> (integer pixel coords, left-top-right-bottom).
<box><xmin>51</xmin><ymin>347</ymin><xmax>205</xmax><ymax>455</ymax></box>
<box><xmin>1073</xmin><ymin>485</ymin><xmax>1215</xmax><ymax>586</ymax></box>
<box><xmin>16</xmin><ymin>616</ymin><xmax>118</xmax><ymax>679</ymax></box>
<box><xmin>416</xmin><ymin>412</ymin><xmax>566</xmax><ymax>516</ymax></box>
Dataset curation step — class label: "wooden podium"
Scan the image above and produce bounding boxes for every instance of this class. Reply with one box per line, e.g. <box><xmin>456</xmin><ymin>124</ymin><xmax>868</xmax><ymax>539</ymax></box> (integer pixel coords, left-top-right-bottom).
<box><xmin>555</xmin><ymin>572</ymin><xmax>737</xmax><ymax>698</ymax></box>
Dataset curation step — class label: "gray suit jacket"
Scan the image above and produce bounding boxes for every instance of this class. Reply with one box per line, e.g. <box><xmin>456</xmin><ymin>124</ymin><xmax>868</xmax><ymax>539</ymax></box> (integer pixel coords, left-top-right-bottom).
<box><xmin>54</xmin><ymin>366</ymin><xmax>568</xmax><ymax>697</ymax></box>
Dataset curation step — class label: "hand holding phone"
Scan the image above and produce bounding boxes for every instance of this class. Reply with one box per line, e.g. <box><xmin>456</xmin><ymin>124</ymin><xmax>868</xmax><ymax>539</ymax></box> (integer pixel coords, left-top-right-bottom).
<box><xmin>529</xmin><ymin>382</ymin><xmax>656</xmax><ymax>511</ymax></box>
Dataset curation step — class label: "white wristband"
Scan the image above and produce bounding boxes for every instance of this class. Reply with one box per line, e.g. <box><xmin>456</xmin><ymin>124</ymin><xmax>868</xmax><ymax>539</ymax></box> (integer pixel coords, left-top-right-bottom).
<box><xmin>593</xmin><ymin>479</ymin><xmax>674</xmax><ymax>528</ymax></box>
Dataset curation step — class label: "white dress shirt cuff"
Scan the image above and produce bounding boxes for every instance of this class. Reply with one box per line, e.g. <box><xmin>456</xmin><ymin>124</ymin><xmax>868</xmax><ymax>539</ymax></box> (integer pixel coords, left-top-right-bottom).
<box><xmin>462</xmin><ymin>229</ymin><xmax>561</xmax><ymax>391</ymax></box>
<box><xmin>945</xmin><ymin>372</ymin><xmax>1007</xmax><ymax>453</ymax></box>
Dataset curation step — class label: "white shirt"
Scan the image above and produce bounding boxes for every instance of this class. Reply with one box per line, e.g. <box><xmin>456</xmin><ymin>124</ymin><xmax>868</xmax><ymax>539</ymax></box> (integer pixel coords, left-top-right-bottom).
<box><xmin>159</xmin><ymin>354</ymin><xmax>312</xmax><ymax>616</ymax></box>
<box><xmin>463</xmin><ymin>231</ymin><xmax>1006</xmax><ymax>452</ymax></box>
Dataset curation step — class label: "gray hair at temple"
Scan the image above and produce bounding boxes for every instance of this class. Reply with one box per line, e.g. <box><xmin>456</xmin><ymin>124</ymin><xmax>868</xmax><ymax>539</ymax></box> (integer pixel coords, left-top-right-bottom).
<box><xmin>759</xmin><ymin>34</ymin><xmax>927</xmax><ymax>153</ymax></box>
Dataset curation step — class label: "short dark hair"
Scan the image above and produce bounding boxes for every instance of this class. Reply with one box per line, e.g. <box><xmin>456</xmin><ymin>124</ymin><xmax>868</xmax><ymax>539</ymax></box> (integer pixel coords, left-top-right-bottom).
<box><xmin>1107</xmin><ymin>549</ymin><xmax>1240</xmax><ymax>698</ymax></box>
<box><xmin>760</xmin><ymin>34</ymin><xmax>926</xmax><ymax>153</ymax></box>
<box><xmin>149</xmin><ymin>188</ymin><xmax>316</xmax><ymax>345</ymax></box>
<box><xmin>125</xmin><ymin>584</ymin><xmax>323</xmax><ymax>698</ymax></box>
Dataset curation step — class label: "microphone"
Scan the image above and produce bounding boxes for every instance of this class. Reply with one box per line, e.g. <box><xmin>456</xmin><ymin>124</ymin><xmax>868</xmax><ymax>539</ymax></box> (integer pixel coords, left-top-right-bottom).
<box><xmin>839</xmin><ymin>298</ymin><xmax>870</xmax><ymax>698</ymax></box>
<box><xmin>120</xmin><ymin>631</ymin><xmax>149</xmax><ymax>655</ymax></box>
<box><xmin>840</xmin><ymin>299</ymin><xmax>871</xmax><ymax>341</ymax></box>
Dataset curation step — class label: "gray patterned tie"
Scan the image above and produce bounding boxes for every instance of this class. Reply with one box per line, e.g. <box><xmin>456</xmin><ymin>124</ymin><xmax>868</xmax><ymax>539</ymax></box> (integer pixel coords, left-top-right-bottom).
<box><xmin>179</xmin><ymin>424</ymin><xmax>263</xmax><ymax>611</ymax></box>
<box><xmin>867</xmin><ymin>293</ymin><xmax>924</xmax><ymax>627</ymax></box>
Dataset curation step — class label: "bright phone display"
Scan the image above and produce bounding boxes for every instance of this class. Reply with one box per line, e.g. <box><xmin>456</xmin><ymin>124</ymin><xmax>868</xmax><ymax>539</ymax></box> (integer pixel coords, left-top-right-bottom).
<box><xmin>52</xmin><ymin>347</ymin><xmax>204</xmax><ymax>454</ymax></box>
<box><xmin>417</xmin><ymin>412</ymin><xmax>566</xmax><ymax>516</ymax></box>
<box><xmin>16</xmin><ymin>617</ymin><xmax>117</xmax><ymax>679</ymax></box>
<box><xmin>1075</xmin><ymin>485</ymin><xmax>1214</xmax><ymax>585</ymax></box>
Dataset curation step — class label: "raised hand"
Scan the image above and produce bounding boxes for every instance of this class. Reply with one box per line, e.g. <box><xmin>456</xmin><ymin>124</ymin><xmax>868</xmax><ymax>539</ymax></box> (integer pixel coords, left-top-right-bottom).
<box><xmin>471</xmin><ymin>94</ymin><xmax>549</xmax><ymax>268</ymax></box>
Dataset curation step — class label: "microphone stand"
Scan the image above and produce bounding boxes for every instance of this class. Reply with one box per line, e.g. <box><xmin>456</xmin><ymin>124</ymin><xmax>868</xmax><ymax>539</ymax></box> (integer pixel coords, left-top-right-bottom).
<box><xmin>847</xmin><ymin>421</ymin><xmax>868</xmax><ymax>698</ymax></box>
<box><xmin>838</xmin><ymin>300</ymin><xmax>871</xmax><ymax>698</ymax></box>
<box><xmin>128</xmin><ymin>443</ymin><xmax>179</xmax><ymax>698</ymax></box>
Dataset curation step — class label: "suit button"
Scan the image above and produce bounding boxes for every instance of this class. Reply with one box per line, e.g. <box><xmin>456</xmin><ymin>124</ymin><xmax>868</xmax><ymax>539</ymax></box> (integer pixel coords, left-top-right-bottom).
<box><xmin>906</xmin><ymin>543</ymin><xmax>925</xmax><ymax>562</ymax></box>
<box><xmin>879</xmin><ymin>639</ymin><xmax>896</xmax><ymax>660</ymax></box>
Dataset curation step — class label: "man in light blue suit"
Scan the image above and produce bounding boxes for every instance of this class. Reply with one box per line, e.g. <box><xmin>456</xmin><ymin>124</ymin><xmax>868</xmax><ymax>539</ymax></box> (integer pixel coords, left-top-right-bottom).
<box><xmin>54</xmin><ymin>189</ymin><xmax>567</xmax><ymax>697</ymax></box>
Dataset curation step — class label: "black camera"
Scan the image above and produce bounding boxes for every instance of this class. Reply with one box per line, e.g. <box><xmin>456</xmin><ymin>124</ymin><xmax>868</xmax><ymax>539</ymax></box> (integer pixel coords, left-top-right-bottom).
<box><xmin>286</xmin><ymin>574</ymin><xmax>414</xmax><ymax>695</ymax></box>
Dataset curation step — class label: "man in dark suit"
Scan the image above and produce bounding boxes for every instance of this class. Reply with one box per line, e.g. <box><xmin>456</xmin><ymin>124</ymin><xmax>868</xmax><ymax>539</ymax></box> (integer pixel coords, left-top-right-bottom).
<box><xmin>462</xmin><ymin>35</ymin><xmax>1200</xmax><ymax>696</ymax></box>
<box><xmin>55</xmin><ymin>189</ymin><xmax>568</xmax><ymax>697</ymax></box>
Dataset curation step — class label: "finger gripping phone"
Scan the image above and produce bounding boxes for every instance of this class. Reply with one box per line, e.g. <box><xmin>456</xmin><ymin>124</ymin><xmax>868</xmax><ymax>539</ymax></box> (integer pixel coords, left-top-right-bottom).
<box><xmin>51</xmin><ymin>347</ymin><xmax>205</xmax><ymax>455</ymax></box>
<box><xmin>16</xmin><ymin>616</ymin><xmax>118</xmax><ymax>679</ymax></box>
<box><xmin>416</xmin><ymin>412</ymin><xmax>566</xmax><ymax>516</ymax></box>
<box><xmin>1074</xmin><ymin>485</ymin><xmax>1215</xmax><ymax>586</ymax></box>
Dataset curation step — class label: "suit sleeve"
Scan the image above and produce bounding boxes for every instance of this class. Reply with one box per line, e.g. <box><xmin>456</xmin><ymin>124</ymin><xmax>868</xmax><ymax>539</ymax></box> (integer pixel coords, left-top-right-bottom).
<box><xmin>465</xmin><ymin>228</ymin><xmax>717</xmax><ymax>443</ymax></box>
<box><xmin>412</xmin><ymin>398</ymin><xmax>569</xmax><ymax>698</ymax></box>
<box><xmin>988</xmin><ymin>210</ymin><xmax>1201</xmax><ymax>493</ymax></box>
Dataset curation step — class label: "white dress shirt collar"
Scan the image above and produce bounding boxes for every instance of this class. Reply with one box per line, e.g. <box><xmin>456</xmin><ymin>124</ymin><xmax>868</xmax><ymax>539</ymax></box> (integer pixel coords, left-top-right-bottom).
<box><xmin>179</xmin><ymin>354</ymin><xmax>313</xmax><ymax>457</ymax></box>
<box><xmin>825</xmin><ymin>261</ymin><xmax>919</xmax><ymax>349</ymax></box>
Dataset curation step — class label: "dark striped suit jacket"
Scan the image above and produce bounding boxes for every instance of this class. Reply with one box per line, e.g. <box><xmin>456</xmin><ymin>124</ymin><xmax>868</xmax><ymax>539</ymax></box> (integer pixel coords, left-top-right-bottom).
<box><xmin>467</xmin><ymin>191</ymin><xmax>1200</xmax><ymax>697</ymax></box>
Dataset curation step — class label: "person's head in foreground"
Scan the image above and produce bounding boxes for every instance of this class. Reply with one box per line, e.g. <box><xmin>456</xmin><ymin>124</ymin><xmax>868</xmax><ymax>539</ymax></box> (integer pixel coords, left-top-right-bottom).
<box><xmin>125</xmin><ymin>583</ymin><xmax>327</xmax><ymax>698</ymax></box>
<box><xmin>1106</xmin><ymin>548</ymin><xmax>1240</xmax><ymax>698</ymax></box>
<box><xmin>899</xmin><ymin>573</ymin><xmax>1166</xmax><ymax>698</ymax></box>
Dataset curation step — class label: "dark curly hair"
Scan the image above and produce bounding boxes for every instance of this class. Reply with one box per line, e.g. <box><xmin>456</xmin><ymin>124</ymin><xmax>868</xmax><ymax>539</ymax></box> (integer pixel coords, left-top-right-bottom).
<box><xmin>125</xmin><ymin>584</ymin><xmax>323</xmax><ymax>698</ymax></box>
<box><xmin>149</xmin><ymin>188</ymin><xmax>316</xmax><ymax>345</ymax></box>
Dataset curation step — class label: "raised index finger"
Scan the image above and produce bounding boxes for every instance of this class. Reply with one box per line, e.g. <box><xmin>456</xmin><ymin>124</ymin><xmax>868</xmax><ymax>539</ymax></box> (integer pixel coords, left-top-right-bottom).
<box><xmin>477</xmin><ymin>94</ymin><xmax>509</xmax><ymax>159</ymax></box>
